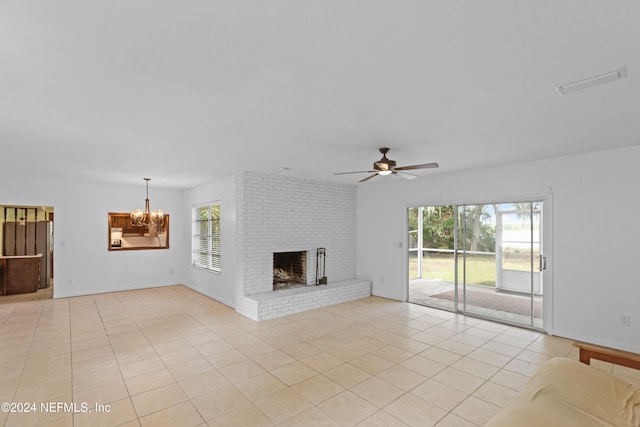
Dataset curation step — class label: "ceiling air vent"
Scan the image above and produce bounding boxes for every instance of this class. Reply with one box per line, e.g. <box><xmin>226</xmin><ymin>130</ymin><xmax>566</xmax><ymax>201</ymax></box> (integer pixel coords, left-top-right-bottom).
<box><xmin>555</xmin><ymin>66</ymin><xmax>627</xmax><ymax>95</ymax></box>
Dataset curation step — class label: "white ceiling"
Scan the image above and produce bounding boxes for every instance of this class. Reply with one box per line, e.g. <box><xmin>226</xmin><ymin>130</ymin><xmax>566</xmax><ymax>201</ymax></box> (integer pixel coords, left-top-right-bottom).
<box><xmin>1</xmin><ymin>1</ymin><xmax>639</xmax><ymax>189</ymax></box>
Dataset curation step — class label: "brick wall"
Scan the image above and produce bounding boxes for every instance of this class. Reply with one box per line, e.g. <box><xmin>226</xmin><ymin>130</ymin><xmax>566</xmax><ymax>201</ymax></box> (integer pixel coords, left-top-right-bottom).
<box><xmin>236</xmin><ymin>171</ymin><xmax>357</xmax><ymax>297</ymax></box>
<box><xmin>232</xmin><ymin>172</ymin><xmax>369</xmax><ymax>320</ymax></box>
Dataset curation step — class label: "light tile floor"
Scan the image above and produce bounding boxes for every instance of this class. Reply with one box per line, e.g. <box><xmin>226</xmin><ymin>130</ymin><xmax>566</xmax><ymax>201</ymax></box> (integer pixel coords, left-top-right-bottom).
<box><xmin>1</xmin><ymin>285</ymin><xmax>639</xmax><ymax>427</ymax></box>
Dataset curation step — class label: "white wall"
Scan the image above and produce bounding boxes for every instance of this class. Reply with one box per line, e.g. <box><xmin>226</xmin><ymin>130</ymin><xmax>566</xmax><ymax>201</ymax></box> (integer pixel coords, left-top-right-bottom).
<box><xmin>0</xmin><ymin>178</ymin><xmax>185</xmax><ymax>297</ymax></box>
<box><xmin>182</xmin><ymin>174</ymin><xmax>237</xmax><ymax>307</ymax></box>
<box><xmin>357</xmin><ymin>146</ymin><xmax>640</xmax><ymax>353</ymax></box>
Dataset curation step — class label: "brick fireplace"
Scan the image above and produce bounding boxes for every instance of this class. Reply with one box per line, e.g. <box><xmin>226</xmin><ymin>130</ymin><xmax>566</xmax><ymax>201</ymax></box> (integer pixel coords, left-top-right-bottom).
<box><xmin>273</xmin><ymin>251</ymin><xmax>307</xmax><ymax>290</ymax></box>
<box><xmin>234</xmin><ymin>172</ymin><xmax>370</xmax><ymax>320</ymax></box>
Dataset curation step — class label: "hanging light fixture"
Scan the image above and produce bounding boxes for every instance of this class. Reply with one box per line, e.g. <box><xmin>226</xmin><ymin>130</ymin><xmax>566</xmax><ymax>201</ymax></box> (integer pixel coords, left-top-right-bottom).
<box><xmin>130</xmin><ymin>178</ymin><xmax>164</xmax><ymax>228</ymax></box>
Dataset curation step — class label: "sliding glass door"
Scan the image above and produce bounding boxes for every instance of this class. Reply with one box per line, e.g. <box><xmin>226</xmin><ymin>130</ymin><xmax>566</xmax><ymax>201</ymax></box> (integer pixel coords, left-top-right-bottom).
<box><xmin>409</xmin><ymin>206</ymin><xmax>458</xmax><ymax>312</ymax></box>
<box><xmin>408</xmin><ymin>201</ymin><xmax>544</xmax><ymax>329</ymax></box>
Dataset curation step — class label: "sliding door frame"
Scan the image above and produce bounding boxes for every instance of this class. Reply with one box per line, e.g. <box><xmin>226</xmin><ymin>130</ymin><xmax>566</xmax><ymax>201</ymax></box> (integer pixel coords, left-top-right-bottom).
<box><xmin>406</xmin><ymin>193</ymin><xmax>553</xmax><ymax>333</ymax></box>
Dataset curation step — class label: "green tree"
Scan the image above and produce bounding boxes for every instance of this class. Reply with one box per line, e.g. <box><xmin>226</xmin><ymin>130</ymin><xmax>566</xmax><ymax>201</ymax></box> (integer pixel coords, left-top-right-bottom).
<box><xmin>461</xmin><ymin>205</ymin><xmax>495</xmax><ymax>252</ymax></box>
<box><xmin>410</xmin><ymin>205</ymin><xmax>496</xmax><ymax>253</ymax></box>
<box><xmin>423</xmin><ymin>206</ymin><xmax>456</xmax><ymax>250</ymax></box>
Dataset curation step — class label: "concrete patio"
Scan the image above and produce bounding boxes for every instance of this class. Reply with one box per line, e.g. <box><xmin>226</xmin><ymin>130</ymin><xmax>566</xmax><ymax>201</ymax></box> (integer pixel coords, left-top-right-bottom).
<box><xmin>409</xmin><ymin>278</ymin><xmax>543</xmax><ymax>329</ymax></box>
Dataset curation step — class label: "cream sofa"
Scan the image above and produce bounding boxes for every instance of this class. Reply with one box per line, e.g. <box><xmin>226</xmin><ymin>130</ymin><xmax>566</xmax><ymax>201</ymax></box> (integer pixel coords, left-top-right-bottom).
<box><xmin>485</xmin><ymin>357</ymin><xmax>640</xmax><ymax>427</ymax></box>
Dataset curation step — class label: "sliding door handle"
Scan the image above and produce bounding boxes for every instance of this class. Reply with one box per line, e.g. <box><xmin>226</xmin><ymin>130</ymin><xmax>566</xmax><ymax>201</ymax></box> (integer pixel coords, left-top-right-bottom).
<box><xmin>538</xmin><ymin>255</ymin><xmax>547</xmax><ymax>271</ymax></box>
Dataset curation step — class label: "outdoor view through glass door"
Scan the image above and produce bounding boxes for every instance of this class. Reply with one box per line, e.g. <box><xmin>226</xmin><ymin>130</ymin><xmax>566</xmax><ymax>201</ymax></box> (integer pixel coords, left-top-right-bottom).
<box><xmin>408</xmin><ymin>202</ymin><xmax>543</xmax><ymax>329</ymax></box>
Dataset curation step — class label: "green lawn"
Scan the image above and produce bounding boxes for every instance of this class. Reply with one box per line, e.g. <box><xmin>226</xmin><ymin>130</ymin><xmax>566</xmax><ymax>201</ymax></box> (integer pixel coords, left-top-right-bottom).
<box><xmin>409</xmin><ymin>251</ymin><xmax>536</xmax><ymax>286</ymax></box>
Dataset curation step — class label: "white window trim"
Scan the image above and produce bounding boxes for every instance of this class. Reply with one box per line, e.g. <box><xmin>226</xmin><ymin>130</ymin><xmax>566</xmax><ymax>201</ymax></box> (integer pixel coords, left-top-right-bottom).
<box><xmin>192</xmin><ymin>202</ymin><xmax>221</xmax><ymax>272</ymax></box>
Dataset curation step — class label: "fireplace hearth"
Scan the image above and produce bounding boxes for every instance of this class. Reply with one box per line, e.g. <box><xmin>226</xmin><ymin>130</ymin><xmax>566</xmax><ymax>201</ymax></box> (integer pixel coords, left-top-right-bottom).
<box><xmin>273</xmin><ymin>251</ymin><xmax>307</xmax><ymax>290</ymax></box>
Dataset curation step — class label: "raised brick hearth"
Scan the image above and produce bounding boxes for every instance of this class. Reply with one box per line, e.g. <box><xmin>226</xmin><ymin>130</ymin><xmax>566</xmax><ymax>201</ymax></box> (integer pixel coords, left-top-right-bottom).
<box><xmin>243</xmin><ymin>279</ymin><xmax>371</xmax><ymax>320</ymax></box>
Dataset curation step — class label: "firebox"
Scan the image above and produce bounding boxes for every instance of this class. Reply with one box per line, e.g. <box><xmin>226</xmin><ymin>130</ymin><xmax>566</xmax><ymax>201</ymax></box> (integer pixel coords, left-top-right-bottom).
<box><xmin>273</xmin><ymin>251</ymin><xmax>307</xmax><ymax>290</ymax></box>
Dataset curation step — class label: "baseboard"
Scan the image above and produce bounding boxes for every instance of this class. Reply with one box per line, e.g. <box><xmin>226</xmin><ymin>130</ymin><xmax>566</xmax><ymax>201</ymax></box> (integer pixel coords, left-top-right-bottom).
<box><xmin>53</xmin><ymin>282</ymin><xmax>181</xmax><ymax>299</ymax></box>
<box><xmin>551</xmin><ymin>329</ymin><xmax>640</xmax><ymax>355</ymax></box>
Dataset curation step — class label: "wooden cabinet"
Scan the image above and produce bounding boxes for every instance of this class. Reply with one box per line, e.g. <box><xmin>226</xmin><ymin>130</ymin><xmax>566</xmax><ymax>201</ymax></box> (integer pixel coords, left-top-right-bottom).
<box><xmin>0</xmin><ymin>255</ymin><xmax>41</xmax><ymax>295</ymax></box>
<box><xmin>2</xmin><ymin>222</ymin><xmax>51</xmax><ymax>289</ymax></box>
<box><xmin>109</xmin><ymin>213</ymin><xmax>143</xmax><ymax>235</ymax></box>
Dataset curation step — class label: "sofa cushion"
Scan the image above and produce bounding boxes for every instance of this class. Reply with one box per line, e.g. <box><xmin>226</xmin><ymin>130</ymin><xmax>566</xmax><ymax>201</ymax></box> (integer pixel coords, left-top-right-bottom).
<box><xmin>485</xmin><ymin>357</ymin><xmax>640</xmax><ymax>427</ymax></box>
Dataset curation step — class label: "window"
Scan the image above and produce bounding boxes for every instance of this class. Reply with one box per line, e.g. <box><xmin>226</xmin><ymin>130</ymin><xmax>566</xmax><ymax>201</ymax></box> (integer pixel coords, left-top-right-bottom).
<box><xmin>192</xmin><ymin>203</ymin><xmax>220</xmax><ymax>271</ymax></box>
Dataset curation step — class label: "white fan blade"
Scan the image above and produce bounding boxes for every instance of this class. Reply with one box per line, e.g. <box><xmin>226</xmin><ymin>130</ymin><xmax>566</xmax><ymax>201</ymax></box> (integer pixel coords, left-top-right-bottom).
<box><xmin>396</xmin><ymin>171</ymin><xmax>417</xmax><ymax>180</ymax></box>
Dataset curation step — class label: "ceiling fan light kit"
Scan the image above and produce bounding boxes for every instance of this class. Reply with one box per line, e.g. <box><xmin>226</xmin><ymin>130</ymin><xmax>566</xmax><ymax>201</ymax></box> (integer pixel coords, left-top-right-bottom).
<box><xmin>335</xmin><ymin>147</ymin><xmax>439</xmax><ymax>183</ymax></box>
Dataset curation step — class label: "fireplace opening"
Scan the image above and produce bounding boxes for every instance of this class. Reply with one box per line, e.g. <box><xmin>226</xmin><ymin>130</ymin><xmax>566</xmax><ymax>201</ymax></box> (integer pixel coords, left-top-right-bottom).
<box><xmin>273</xmin><ymin>251</ymin><xmax>307</xmax><ymax>290</ymax></box>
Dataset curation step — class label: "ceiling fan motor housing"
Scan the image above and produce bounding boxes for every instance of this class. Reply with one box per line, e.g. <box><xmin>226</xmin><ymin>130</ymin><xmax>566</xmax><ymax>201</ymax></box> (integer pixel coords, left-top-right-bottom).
<box><xmin>374</xmin><ymin>158</ymin><xmax>395</xmax><ymax>171</ymax></box>
<box><xmin>374</xmin><ymin>147</ymin><xmax>395</xmax><ymax>171</ymax></box>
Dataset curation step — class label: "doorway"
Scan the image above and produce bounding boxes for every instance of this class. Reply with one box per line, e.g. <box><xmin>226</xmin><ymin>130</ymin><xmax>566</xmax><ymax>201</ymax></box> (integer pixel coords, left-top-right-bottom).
<box><xmin>1</xmin><ymin>206</ymin><xmax>54</xmax><ymax>302</ymax></box>
<box><xmin>408</xmin><ymin>201</ymin><xmax>545</xmax><ymax>330</ymax></box>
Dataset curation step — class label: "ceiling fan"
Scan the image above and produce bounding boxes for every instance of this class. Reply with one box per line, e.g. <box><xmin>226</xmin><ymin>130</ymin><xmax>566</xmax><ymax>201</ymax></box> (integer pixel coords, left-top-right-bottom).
<box><xmin>335</xmin><ymin>147</ymin><xmax>439</xmax><ymax>183</ymax></box>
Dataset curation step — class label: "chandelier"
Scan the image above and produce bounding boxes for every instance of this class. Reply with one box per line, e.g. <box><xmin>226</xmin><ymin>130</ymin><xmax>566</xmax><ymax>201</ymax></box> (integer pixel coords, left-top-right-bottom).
<box><xmin>130</xmin><ymin>178</ymin><xmax>164</xmax><ymax>228</ymax></box>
